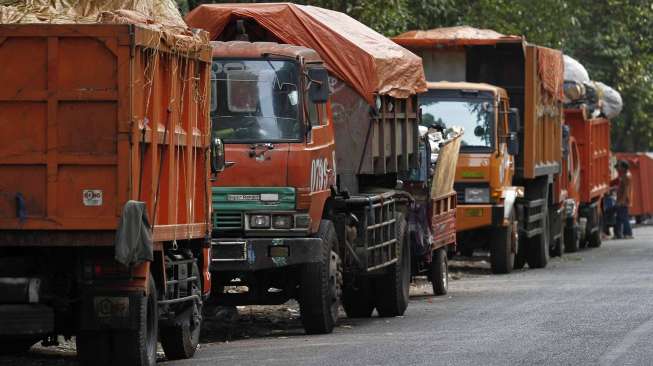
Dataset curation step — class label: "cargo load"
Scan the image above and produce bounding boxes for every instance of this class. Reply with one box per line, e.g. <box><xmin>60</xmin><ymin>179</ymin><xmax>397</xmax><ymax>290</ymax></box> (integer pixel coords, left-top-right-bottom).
<box><xmin>186</xmin><ymin>3</ymin><xmax>426</xmax><ymax>104</ymax></box>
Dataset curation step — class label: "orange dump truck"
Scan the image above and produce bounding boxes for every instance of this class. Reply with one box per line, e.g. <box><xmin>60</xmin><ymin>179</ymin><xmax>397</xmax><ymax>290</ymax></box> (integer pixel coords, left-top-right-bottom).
<box><xmin>0</xmin><ymin>21</ymin><xmax>222</xmax><ymax>364</ymax></box>
<box><xmin>394</xmin><ymin>27</ymin><xmax>565</xmax><ymax>271</ymax></box>
<box><xmin>616</xmin><ymin>153</ymin><xmax>653</xmax><ymax>222</ymax></box>
<box><xmin>560</xmin><ymin>109</ymin><xmax>611</xmax><ymax>251</ymax></box>
<box><xmin>187</xmin><ymin>3</ymin><xmax>457</xmax><ymax>332</ymax></box>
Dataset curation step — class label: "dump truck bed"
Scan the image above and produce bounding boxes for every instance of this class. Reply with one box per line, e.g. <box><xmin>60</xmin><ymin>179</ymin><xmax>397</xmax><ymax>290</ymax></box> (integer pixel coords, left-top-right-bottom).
<box><xmin>393</xmin><ymin>30</ymin><xmax>563</xmax><ymax>181</ymax></box>
<box><xmin>565</xmin><ymin>109</ymin><xmax>611</xmax><ymax>203</ymax></box>
<box><xmin>0</xmin><ymin>24</ymin><xmax>212</xmax><ymax>245</ymax></box>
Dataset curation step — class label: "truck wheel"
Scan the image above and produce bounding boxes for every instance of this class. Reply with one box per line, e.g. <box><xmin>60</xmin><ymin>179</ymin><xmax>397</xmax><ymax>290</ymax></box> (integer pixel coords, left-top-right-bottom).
<box><xmin>342</xmin><ymin>276</ymin><xmax>375</xmax><ymax>318</ymax></box>
<box><xmin>490</xmin><ymin>216</ymin><xmax>516</xmax><ymax>274</ymax></box>
<box><xmin>564</xmin><ymin>224</ymin><xmax>579</xmax><ymax>253</ymax></box>
<box><xmin>160</xmin><ymin>263</ymin><xmax>202</xmax><ymax>360</ymax></box>
<box><xmin>299</xmin><ymin>220</ymin><xmax>341</xmax><ymax>335</ymax></box>
<box><xmin>526</xmin><ymin>206</ymin><xmax>549</xmax><ymax>269</ymax></box>
<box><xmin>430</xmin><ymin>248</ymin><xmax>448</xmax><ymax>295</ymax></box>
<box><xmin>113</xmin><ymin>275</ymin><xmax>158</xmax><ymax>366</ymax></box>
<box><xmin>374</xmin><ymin>213</ymin><xmax>410</xmax><ymax>317</ymax></box>
<box><xmin>588</xmin><ymin>229</ymin><xmax>602</xmax><ymax>248</ymax></box>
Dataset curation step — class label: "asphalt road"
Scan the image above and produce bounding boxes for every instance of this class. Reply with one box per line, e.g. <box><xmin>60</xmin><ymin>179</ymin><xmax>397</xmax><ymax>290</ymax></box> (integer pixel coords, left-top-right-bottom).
<box><xmin>3</xmin><ymin>226</ymin><xmax>653</xmax><ymax>366</ymax></box>
<box><xmin>168</xmin><ymin>226</ymin><xmax>653</xmax><ymax>366</ymax></box>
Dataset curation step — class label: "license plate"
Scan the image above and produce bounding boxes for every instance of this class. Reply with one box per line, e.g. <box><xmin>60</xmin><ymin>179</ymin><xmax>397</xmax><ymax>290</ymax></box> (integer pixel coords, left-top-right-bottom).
<box><xmin>94</xmin><ymin>297</ymin><xmax>129</xmax><ymax>318</ymax></box>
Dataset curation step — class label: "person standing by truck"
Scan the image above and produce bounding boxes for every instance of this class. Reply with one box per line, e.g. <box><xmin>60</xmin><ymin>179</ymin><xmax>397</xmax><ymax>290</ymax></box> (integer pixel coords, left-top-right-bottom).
<box><xmin>615</xmin><ymin>160</ymin><xmax>633</xmax><ymax>239</ymax></box>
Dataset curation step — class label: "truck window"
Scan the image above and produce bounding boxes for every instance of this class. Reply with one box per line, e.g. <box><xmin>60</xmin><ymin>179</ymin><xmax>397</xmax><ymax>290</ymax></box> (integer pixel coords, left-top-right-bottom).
<box><xmin>420</xmin><ymin>97</ymin><xmax>494</xmax><ymax>150</ymax></box>
<box><xmin>210</xmin><ymin>59</ymin><xmax>303</xmax><ymax>143</ymax></box>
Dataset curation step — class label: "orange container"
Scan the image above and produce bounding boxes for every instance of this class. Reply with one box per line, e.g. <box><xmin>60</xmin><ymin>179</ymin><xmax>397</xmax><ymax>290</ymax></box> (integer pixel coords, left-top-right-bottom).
<box><xmin>0</xmin><ymin>24</ymin><xmax>212</xmax><ymax>245</ymax></box>
<box><xmin>616</xmin><ymin>153</ymin><xmax>653</xmax><ymax>218</ymax></box>
<box><xmin>565</xmin><ymin>109</ymin><xmax>611</xmax><ymax>203</ymax></box>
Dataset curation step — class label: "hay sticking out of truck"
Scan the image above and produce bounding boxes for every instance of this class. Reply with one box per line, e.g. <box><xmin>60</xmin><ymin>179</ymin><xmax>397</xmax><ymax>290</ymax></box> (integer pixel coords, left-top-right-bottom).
<box><xmin>0</xmin><ymin>0</ymin><xmax>209</xmax><ymax>54</ymax></box>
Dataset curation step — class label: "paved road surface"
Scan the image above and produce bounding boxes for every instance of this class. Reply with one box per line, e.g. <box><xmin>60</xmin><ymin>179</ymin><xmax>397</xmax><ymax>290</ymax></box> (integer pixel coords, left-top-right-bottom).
<box><xmin>3</xmin><ymin>226</ymin><xmax>653</xmax><ymax>365</ymax></box>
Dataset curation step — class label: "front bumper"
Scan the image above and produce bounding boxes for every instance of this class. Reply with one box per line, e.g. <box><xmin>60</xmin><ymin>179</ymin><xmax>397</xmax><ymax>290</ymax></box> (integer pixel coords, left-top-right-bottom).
<box><xmin>211</xmin><ymin>237</ymin><xmax>322</xmax><ymax>271</ymax></box>
<box><xmin>456</xmin><ymin>204</ymin><xmax>504</xmax><ymax>232</ymax></box>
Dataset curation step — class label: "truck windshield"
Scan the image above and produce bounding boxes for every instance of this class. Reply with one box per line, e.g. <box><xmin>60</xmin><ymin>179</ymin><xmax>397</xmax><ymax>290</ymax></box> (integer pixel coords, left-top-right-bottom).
<box><xmin>420</xmin><ymin>98</ymin><xmax>494</xmax><ymax>150</ymax></box>
<box><xmin>211</xmin><ymin>59</ymin><xmax>302</xmax><ymax>143</ymax></box>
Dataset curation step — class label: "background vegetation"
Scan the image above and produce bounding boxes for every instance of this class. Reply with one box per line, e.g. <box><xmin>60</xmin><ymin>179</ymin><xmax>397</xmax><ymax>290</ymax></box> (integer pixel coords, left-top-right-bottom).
<box><xmin>179</xmin><ymin>0</ymin><xmax>653</xmax><ymax>152</ymax></box>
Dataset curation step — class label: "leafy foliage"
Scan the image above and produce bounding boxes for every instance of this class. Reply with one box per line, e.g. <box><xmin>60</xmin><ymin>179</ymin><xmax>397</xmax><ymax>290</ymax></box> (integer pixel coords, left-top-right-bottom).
<box><xmin>181</xmin><ymin>0</ymin><xmax>653</xmax><ymax>151</ymax></box>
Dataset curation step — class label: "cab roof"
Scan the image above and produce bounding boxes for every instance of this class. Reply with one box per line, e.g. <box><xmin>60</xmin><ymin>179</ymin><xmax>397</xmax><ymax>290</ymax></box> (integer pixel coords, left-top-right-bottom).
<box><xmin>211</xmin><ymin>41</ymin><xmax>324</xmax><ymax>65</ymax></box>
<box><xmin>427</xmin><ymin>81</ymin><xmax>508</xmax><ymax>99</ymax></box>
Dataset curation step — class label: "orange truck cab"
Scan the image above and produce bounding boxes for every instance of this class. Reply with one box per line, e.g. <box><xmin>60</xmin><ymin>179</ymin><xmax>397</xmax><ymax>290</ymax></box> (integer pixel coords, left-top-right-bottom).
<box><xmin>421</xmin><ymin>82</ymin><xmax>521</xmax><ymax>273</ymax></box>
<box><xmin>187</xmin><ymin>4</ymin><xmax>456</xmax><ymax>335</ymax></box>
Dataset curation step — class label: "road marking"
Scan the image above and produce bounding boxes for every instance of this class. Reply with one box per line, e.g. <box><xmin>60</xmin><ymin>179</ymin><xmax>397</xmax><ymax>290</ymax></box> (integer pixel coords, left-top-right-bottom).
<box><xmin>599</xmin><ymin>315</ymin><xmax>653</xmax><ymax>365</ymax></box>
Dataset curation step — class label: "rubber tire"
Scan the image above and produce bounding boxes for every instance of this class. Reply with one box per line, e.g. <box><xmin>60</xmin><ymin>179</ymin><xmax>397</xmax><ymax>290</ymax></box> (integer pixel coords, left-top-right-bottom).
<box><xmin>0</xmin><ymin>339</ymin><xmax>37</xmax><ymax>355</ymax></box>
<box><xmin>490</xmin><ymin>216</ymin><xmax>515</xmax><ymax>274</ymax></box>
<box><xmin>587</xmin><ymin>229</ymin><xmax>602</xmax><ymax>248</ymax></box>
<box><xmin>374</xmin><ymin>213</ymin><xmax>410</xmax><ymax>317</ymax></box>
<box><xmin>527</xmin><ymin>205</ymin><xmax>550</xmax><ymax>269</ymax></box>
<box><xmin>160</xmin><ymin>263</ymin><xmax>202</xmax><ymax>360</ymax></box>
<box><xmin>564</xmin><ymin>224</ymin><xmax>579</xmax><ymax>253</ymax></box>
<box><xmin>78</xmin><ymin>276</ymin><xmax>158</xmax><ymax>366</ymax></box>
<box><xmin>342</xmin><ymin>276</ymin><xmax>375</xmax><ymax>318</ymax></box>
<box><xmin>114</xmin><ymin>276</ymin><xmax>159</xmax><ymax>366</ymax></box>
<box><xmin>299</xmin><ymin>220</ymin><xmax>341</xmax><ymax>335</ymax></box>
<box><xmin>430</xmin><ymin>248</ymin><xmax>448</xmax><ymax>295</ymax></box>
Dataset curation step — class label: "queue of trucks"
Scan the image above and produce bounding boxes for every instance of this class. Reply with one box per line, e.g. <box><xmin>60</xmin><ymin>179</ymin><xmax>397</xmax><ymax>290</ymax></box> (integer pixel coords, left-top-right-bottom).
<box><xmin>0</xmin><ymin>2</ymin><xmax>632</xmax><ymax>365</ymax></box>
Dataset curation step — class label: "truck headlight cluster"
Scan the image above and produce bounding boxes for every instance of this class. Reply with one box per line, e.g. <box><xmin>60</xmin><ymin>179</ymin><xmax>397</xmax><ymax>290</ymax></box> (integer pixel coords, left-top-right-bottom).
<box><xmin>464</xmin><ymin>187</ymin><xmax>490</xmax><ymax>204</ymax></box>
<box><xmin>247</xmin><ymin>213</ymin><xmax>311</xmax><ymax>230</ymax></box>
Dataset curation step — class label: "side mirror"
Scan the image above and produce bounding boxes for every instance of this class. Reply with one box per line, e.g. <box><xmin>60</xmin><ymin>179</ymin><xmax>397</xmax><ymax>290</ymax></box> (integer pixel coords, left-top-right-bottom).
<box><xmin>508</xmin><ymin>108</ymin><xmax>520</xmax><ymax>133</ymax></box>
<box><xmin>507</xmin><ymin>132</ymin><xmax>519</xmax><ymax>156</ymax></box>
<box><xmin>307</xmin><ymin>68</ymin><xmax>329</xmax><ymax>103</ymax></box>
<box><xmin>211</xmin><ymin>137</ymin><xmax>226</xmax><ymax>175</ymax></box>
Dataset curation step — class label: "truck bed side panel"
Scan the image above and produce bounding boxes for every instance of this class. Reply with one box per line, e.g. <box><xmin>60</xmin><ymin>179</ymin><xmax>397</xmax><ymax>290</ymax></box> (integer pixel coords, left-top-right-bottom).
<box><xmin>0</xmin><ymin>24</ymin><xmax>211</xmax><ymax>244</ymax></box>
<box><xmin>566</xmin><ymin>110</ymin><xmax>611</xmax><ymax>203</ymax></box>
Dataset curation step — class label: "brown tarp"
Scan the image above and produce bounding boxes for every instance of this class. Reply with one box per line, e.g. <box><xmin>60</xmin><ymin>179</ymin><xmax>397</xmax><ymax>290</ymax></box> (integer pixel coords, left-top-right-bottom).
<box><xmin>185</xmin><ymin>3</ymin><xmax>427</xmax><ymax>104</ymax></box>
<box><xmin>393</xmin><ymin>26</ymin><xmax>564</xmax><ymax>101</ymax></box>
<box><xmin>0</xmin><ymin>0</ymin><xmax>208</xmax><ymax>53</ymax></box>
<box><xmin>393</xmin><ymin>26</ymin><xmax>521</xmax><ymax>47</ymax></box>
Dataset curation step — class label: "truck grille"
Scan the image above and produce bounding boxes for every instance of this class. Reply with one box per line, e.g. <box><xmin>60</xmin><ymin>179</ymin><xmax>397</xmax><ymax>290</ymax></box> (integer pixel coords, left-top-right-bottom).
<box><xmin>213</xmin><ymin>212</ymin><xmax>243</xmax><ymax>231</ymax></box>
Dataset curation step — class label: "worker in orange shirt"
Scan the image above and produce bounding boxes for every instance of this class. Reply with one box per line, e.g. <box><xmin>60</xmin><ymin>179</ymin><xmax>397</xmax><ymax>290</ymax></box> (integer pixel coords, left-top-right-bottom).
<box><xmin>614</xmin><ymin>160</ymin><xmax>633</xmax><ymax>239</ymax></box>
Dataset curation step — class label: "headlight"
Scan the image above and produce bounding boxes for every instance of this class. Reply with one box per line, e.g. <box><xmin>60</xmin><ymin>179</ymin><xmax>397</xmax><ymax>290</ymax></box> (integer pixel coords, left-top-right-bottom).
<box><xmin>464</xmin><ymin>187</ymin><xmax>490</xmax><ymax>203</ymax></box>
<box><xmin>272</xmin><ymin>215</ymin><xmax>293</xmax><ymax>229</ymax></box>
<box><xmin>249</xmin><ymin>214</ymin><xmax>271</xmax><ymax>228</ymax></box>
<box><xmin>294</xmin><ymin>214</ymin><xmax>311</xmax><ymax>229</ymax></box>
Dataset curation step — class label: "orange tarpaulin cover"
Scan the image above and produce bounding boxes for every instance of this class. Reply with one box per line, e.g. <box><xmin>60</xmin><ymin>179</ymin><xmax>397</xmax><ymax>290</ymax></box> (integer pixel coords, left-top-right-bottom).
<box><xmin>393</xmin><ymin>26</ymin><xmax>564</xmax><ymax>101</ymax></box>
<box><xmin>186</xmin><ymin>3</ymin><xmax>427</xmax><ymax>104</ymax></box>
<box><xmin>392</xmin><ymin>26</ymin><xmax>521</xmax><ymax>47</ymax></box>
